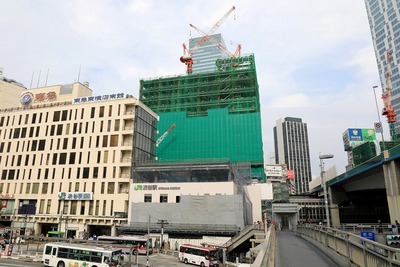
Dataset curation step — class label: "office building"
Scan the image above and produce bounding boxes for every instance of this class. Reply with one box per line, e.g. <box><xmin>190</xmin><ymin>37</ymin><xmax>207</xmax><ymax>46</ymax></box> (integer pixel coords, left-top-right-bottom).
<box><xmin>273</xmin><ymin>117</ymin><xmax>312</xmax><ymax>194</ymax></box>
<box><xmin>189</xmin><ymin>33</ymin><xmax>228</xmax><ymax>73</ymax></box>
<box><xmin>0</xmin><ymin>82</ymin><xmax>158</xmax><ymax>238</ymax></box>
<box><xmin>364</xmin><ymin>0</ymin><xmax>400</xmax><ymax>134</ymax></box>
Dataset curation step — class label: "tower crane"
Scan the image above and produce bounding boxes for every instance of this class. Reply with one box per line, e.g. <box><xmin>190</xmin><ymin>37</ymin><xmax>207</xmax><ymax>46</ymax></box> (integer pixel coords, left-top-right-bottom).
<box><xmin>381</xmin><ymin>50</ymin><xmax>398</xmax><ymax>141</ymax></box>
<box><xmin>180</xmin><ymin>6</ymin><xmax>236</xmax><ymax>73</ymax></box>
<box><xmin>156</xmin><ymin>123</ymin><xmax>176</xmax><ymax>147</ymax></box>
<box><xmin>189</xmin><ymin>23</ymin><xmax>241</xmax><ymax>59</ymax></box>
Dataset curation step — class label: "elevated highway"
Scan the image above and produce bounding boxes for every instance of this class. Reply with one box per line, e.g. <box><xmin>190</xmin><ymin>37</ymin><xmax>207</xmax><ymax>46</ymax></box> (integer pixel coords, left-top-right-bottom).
<box><xmin>315</xmin><ymin>145</ymin><xmax>400</xmax><ymax>225</ymax></box>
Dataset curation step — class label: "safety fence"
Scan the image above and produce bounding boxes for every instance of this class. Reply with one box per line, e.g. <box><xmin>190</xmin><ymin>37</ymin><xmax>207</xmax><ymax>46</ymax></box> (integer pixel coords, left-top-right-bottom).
<box><xmin>297</xmin><ymin>225</ymin><xmax>400</xmax><ymax>267</ymax></box>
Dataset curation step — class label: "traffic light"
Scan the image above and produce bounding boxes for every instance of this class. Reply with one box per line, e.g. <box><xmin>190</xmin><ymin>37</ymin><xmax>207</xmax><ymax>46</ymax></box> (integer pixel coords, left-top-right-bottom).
<box><xmin>387</xmin><ymin>235</ymin><xmax>400</xmax><ymax>246</ymax></box>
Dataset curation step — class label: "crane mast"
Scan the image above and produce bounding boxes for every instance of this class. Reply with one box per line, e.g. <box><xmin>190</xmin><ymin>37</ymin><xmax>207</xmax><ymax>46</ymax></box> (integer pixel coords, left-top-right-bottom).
<box><xmin>382</xmin><ymin>50</ymin><xmax>398</xmax><ymax>141</ymax></box>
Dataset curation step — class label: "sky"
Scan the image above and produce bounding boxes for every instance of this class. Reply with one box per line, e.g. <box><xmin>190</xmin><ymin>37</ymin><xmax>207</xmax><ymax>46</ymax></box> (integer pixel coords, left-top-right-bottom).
<box><xmin>0</xmin><ymin>0</ymin><xmax>385</xmax><ymax>177</ymax></box>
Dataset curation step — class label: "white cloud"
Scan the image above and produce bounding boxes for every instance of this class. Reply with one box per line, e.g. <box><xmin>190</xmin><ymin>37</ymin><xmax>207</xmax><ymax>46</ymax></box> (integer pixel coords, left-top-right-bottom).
<box><xmin>0</xmin><ymin>0</ymin><xmax>381</xmax><ymax>176</ymax></box>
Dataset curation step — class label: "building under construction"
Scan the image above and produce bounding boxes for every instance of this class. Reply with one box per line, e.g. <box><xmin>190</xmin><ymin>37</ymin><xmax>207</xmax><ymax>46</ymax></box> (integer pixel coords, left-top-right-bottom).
<box><xmin>138</xmin><ymin>54</ymin><xmax>264</xmax><ymax>181</ymax></box>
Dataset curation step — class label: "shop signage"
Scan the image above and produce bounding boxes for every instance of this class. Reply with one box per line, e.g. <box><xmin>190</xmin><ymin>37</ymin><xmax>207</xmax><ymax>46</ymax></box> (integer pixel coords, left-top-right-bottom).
<box><xmin>73</xmin><ymin>93</ymin><xmax>126</xmax><ymax>104</ymax></box>
<box><xmin>58</xmin><ymin>192</ymin><xmax>92</xmax><ymax>200</ymax></box>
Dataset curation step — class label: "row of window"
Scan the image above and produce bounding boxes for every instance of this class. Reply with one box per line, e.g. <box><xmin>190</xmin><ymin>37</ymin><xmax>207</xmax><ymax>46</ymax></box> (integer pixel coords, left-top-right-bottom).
<box><xmin>0</xmin><ymin>104</ymin><xmax>126</xmax><ymax>128</ymax></box>
<box><xmin>36</xmin><ymin>197</ymin><xmax>119</xmax><ymax>217</ymax></box>
<box><xmin>0</xmin><ymin>181</ymin><xmax>121</xmax><ymax>195</ymax></box>
<box><xmin>1</xmin><ymin>148</ymin><xmax>127</xmax><ymax>169</ymax></box>
<box><xmin>45</xmin><ymin>246</ymin><xmax>104</xmax><ymax>263</ymax></box>
<box><xmin>144</xmin><ymin>194</ymin><xmax>181</xmax><ymax>203</ymax></box>
<box><xmin>0</xmin><ymin>164</ymin><xmax>127</xmax><ymax>180</ymax></box>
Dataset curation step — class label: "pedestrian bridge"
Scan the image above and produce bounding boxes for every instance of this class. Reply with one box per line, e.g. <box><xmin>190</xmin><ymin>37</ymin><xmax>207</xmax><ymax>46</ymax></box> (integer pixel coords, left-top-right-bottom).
<box><xmin>251</xmin><ymin>224</ymin><xmax>400</xmax><ymax>267</ymax></box>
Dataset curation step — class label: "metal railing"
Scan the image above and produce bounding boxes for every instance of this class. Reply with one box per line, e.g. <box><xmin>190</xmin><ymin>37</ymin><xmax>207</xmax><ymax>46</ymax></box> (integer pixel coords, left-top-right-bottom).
<box><xmin>297</xmin><ymin>224</ymin><xmax>400</xmax><ymax>267</ymax></box>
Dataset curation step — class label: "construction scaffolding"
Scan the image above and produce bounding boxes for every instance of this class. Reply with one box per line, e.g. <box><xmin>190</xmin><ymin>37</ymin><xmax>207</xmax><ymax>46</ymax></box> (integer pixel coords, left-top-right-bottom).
<box><xmin>140</xmin><ymin>55</ymin><xmax>259</xmax><ymax>117</ymax></box>
<box><xmin>139</xmin><ymin>54</ymin><xmax>264</xmax><ymax>180</ymax></box>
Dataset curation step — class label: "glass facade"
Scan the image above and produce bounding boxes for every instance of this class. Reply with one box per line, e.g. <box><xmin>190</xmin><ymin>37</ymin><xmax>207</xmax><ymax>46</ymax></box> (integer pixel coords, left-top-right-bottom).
<box><xmin>189</xmin><ymin>33</ymin><xmax>228</xmax><ymax>73</ymax></box>
<box><xmin>365</xmin><ymin>0</ymin><xmax>400</xmax><ymax>134</ymax></box>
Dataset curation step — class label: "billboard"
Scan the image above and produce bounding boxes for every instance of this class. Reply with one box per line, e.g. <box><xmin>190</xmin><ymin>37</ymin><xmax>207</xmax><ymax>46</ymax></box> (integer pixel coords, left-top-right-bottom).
<box><xmin>343</xmin><ymin>128</ymin><xmax>376</xmax><ymax>151</ymax></box>
<box><xmin>265</xmin><ymin>165</ymin><xmax>283</xmax><ymax>177</ymax></box>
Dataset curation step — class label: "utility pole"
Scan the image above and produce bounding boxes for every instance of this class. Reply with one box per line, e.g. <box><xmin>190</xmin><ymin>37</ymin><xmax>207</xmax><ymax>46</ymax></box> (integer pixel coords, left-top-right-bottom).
<box><xmin>157</xmin><ymin>220</ymin><xmax>168</xmax><ymax>251</ymax></box>
<box><xmin>146</xmin><ymin>215</ymin><xmax>150</xmax><ymax>267</ymax></box>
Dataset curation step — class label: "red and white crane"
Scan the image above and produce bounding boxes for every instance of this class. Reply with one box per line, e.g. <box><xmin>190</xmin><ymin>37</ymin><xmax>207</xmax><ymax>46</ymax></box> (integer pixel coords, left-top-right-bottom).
<box><xmin>180</xmin><ymin>6</ymin><xmax>236</xmax><ymax>73</ymax></box>
<box><xmin>381</xmin><ymin>50</ymin><xmax>398</xmax><ymax>140</ymax></box>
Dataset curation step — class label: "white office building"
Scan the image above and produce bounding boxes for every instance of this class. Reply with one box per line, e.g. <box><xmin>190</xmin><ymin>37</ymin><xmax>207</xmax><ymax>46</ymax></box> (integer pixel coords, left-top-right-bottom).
<box><xmin>0</xmin><ymin>82</ymin><xmax>158</xmax><ymax>238</ymax></box>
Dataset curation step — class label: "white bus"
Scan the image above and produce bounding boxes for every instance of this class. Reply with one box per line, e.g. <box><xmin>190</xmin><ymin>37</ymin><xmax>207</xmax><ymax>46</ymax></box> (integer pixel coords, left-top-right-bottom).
<box><xmin>97</xmin><ymin>235</ymin><xmax>153</xmax><ymax>255</ymax></box>
<box><xmin>43</xmin><ymin>242</ymin><xmax>124</xmax><ymax>267</ymax></box>
<box><xmin>179</xmin><ymin>244</ymin><xmax>219</xmax><ymax>267</ymax></box>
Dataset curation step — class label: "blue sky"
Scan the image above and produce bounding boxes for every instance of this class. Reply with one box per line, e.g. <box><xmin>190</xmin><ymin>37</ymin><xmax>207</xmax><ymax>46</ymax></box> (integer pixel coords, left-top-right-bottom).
<box><xmin>0</xmin><ymin>0</ymin><xmax>384</xmax><ymax>176</ymax></box>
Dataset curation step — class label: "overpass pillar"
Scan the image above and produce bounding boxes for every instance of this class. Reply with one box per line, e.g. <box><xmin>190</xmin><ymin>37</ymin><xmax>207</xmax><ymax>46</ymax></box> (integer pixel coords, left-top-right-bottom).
<box><xmin>383</xmin><ymin>159</ymin><xmax>400</xmax><ymax>223</ymax></box>
<box><xmin>329</xmin><ymin>186</ymin><xmax>347</xmax><ymax>228</ymax></box>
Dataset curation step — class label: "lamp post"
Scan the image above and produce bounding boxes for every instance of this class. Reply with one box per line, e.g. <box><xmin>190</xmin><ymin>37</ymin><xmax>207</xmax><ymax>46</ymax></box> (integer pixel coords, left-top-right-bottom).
<box><xmin>319</xmin><ymin>154</ymin><xmax>334</xmax><ymax>228</ymax></box>
<box><xmin>373</xmin><ymin>85</ymin><xmax>386</xmax><ymax>151</ymax></box>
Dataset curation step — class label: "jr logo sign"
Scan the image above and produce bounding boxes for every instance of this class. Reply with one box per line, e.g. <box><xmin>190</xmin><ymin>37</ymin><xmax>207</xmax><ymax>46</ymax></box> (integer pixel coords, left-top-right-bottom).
<box><xmin>134</xmin><ymin>185</ymin><xmax>143</xmax><ymax>190</ymax></box>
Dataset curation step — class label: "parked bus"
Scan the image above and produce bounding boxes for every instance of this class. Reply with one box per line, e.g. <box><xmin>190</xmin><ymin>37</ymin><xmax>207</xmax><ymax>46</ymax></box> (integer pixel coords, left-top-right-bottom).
<box><xmin>43</xmin><ymin>242</ymin><xmax>124</xmax><ymax>267</ymax></box>
<box><xmin>179</xmin><ymin>244</ymin><xmax>219</xmax><ymax>267</ymax></box>
<box><xmin>97</xmin><ymin>235</ymin><xmax>153</xmax><ymax>255</ymax></box>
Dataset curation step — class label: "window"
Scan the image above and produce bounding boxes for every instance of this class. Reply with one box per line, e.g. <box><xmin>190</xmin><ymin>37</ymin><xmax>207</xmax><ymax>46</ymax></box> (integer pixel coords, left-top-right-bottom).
<box><xmin>42</xmin><ymin>183</ymin><xmax>48</xmax><ymax>194</ymax></box>
<box><xmin>110</xmin><ymin>135</ymin><xmax>118</xmax><ymax>147</ymax></box>
<box><xmin>39</xmin><ymin>199</ymin><xmax>45</xmax><ymax>213</ymax></box>
<box><xmin>59</xmin><ymin>153</ymin><xmax>67</xmax><ymax>164</ymax></box>
<box><xmin>144</xmin><ymin>195</ymin><xmax>152</xmax><ymax>202</ymax></box>
<box><xmin>46</xmin><ymin>199</ymin><xmax>51</xmax><ymax>214</ymax></box>
<box><xmin>25</xmin><ymin>183</ymin><xmax>31</xmax><ymax>194</ymax></box>
<box><xmin>176</xmin><ymin>196</ymin><xmax>181</xmax><ymax>203</ymax></box>
<box><xmin>91</xmin><ymin>107</ymin><xmax>95</xmax><ymax>118</ymax></box>
<box><xmin>53</xmin><ymin>111</ymin><xmax>60</xmax><ymax>122</ymax></box>
<box><xmin>81</xmin><ymin>201</ymin><xmax>85</xmax><ymax>215</ymax></box>
<box><xmin>101</xmin><ymin>182</ymin><xmax>105</xmax><ymax>194</ymax></box>
<box><xmin>70</xmin><ymin>201</ymin><xmax>77</xmax><ymax>215</ymax></box>
<box><xmin>99</xmin><ymin>106</ymin><xmax>105</xmax><ymax>117</ymax></box>
<box><xmin>32</xmin><ymin>183</ymin><xmax>39</xmax><ymax>194</ymax></box>
<box><xmin>93</xmin><ymin>167</ymin><xmax>98</xmax><ymax>178</ymax></box>
<box><xmin>160</xmin><ymin>195</ymin><xmax>168</xmax><ymax>203</ymax></box>
<box><xmin>107</xmin><ymin>182</ymin><xmax>114</xmax><ymax>194</ymax></box>
<box><xmin>83</xmin><ymin>167</ymin><xmax>89</xmax><ymax>179</ymax></box>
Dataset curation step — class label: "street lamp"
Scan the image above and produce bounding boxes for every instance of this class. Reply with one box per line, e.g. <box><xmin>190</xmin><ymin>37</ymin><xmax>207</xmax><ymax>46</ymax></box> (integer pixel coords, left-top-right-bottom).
<box><xmin>319</xmin><ymin>154</ymin><xmax>334</xmax><ymax>228</ymax></box>
<box><xmin>373</xmin><ymin>86</ymin><xmax>386</xmax><ymax>151</ymax></box>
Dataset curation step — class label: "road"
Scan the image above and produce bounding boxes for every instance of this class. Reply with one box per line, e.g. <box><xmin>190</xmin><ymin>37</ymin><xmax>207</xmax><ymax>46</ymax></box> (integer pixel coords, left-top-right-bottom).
<box><xmin>275</xmin><ymin>230</ymin><xmax>339</xmax><ymax>267</ymax></box>
<box><xmin>0</xmin><ymin>254</ymin><xmax>184</xmax><ymax>267</ymax></box>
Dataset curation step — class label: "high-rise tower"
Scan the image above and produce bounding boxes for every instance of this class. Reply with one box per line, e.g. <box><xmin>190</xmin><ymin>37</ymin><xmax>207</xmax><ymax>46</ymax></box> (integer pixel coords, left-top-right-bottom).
<box><xmin>189</xmin><ymin>33</ymin><xmax>228</xmax><ymax>73</ymax></box>
<box><xmin>364</xmin><ymin>0</ymin><xmax>400</xmax><ymax>136</ymax></box>
<box><xmin>273</xmin><ymin>117</ymin><xmax>312</xmax><ymax>194</ymax></box>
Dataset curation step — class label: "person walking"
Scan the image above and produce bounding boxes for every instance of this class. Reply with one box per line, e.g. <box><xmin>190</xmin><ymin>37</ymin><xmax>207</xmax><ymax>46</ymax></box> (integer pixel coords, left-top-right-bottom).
<box><xmin>378</xmin><ymin>220</ymin><xmax>383</xmax><ymax>233</ymax></box>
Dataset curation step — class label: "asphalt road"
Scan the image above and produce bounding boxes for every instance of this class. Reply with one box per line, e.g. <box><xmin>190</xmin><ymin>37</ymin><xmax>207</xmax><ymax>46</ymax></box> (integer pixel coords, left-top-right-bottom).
<box><xmin>0</xmin><ymin>254</ymin><xmax>184</xmax><ymax>267</ymax></box>
<box><xmin>275</xmin><ymin>230</ymin><xmax>339</xmax><ymax>267</ymax></box>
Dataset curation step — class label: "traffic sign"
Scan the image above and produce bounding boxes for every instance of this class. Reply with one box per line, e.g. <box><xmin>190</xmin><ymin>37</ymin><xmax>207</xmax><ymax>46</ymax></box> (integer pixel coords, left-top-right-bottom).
<box><xmin>374</xmin><ymin>122</ymin><xmax>383</xmax><ymax>133</ymax></box>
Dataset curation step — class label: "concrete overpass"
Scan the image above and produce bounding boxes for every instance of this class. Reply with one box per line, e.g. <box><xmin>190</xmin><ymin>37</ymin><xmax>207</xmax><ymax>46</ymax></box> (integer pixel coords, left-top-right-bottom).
<box><xmin>321</xmin><ymin>144</ymin><xmax>400</xmax><ymax>226</ymax></box>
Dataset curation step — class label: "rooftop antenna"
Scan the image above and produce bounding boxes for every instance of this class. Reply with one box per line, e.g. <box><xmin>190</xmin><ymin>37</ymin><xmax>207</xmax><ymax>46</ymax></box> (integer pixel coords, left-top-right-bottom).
<box><xmin>45</xmin><ymin>68</ymin><xmax>49</xmax><ymax>86</ymax></box>
<box><xmin>77</xmin><ymin>64</ymin><xmax>81</xmax><ymax>82</ymax></box>
<box><xmin>37</xmin><ymin>70</ymin><xmax>41</xmax><ymax>88</ymax></box>
<box><xmin>30</xmin><ymin>71</ymin><xmax>34</xmax><ymax>89</ymax></box>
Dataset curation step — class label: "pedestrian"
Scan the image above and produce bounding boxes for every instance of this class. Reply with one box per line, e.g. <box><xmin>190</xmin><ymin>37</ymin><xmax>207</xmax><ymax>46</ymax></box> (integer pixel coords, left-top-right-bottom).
<box><xmin>378</xmin><ymin>220</ymin><xmax>383</xmax><ymax>233</ymax></box>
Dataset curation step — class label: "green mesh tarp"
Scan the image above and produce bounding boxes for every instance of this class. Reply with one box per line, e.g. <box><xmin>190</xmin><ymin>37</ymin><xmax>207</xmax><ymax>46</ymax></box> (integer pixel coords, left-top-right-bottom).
<box><xmin>156</xmin><ymin>109</ymin><xmax>263</xmax><ymax>165</ymax></box>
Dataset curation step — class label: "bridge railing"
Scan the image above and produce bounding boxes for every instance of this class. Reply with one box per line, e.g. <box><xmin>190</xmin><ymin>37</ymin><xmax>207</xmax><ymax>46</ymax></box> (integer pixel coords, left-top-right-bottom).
<box><xmin>297</xmin><ymin>224</ymin><xmax>400</xmax><ymax>267</ymax></box>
